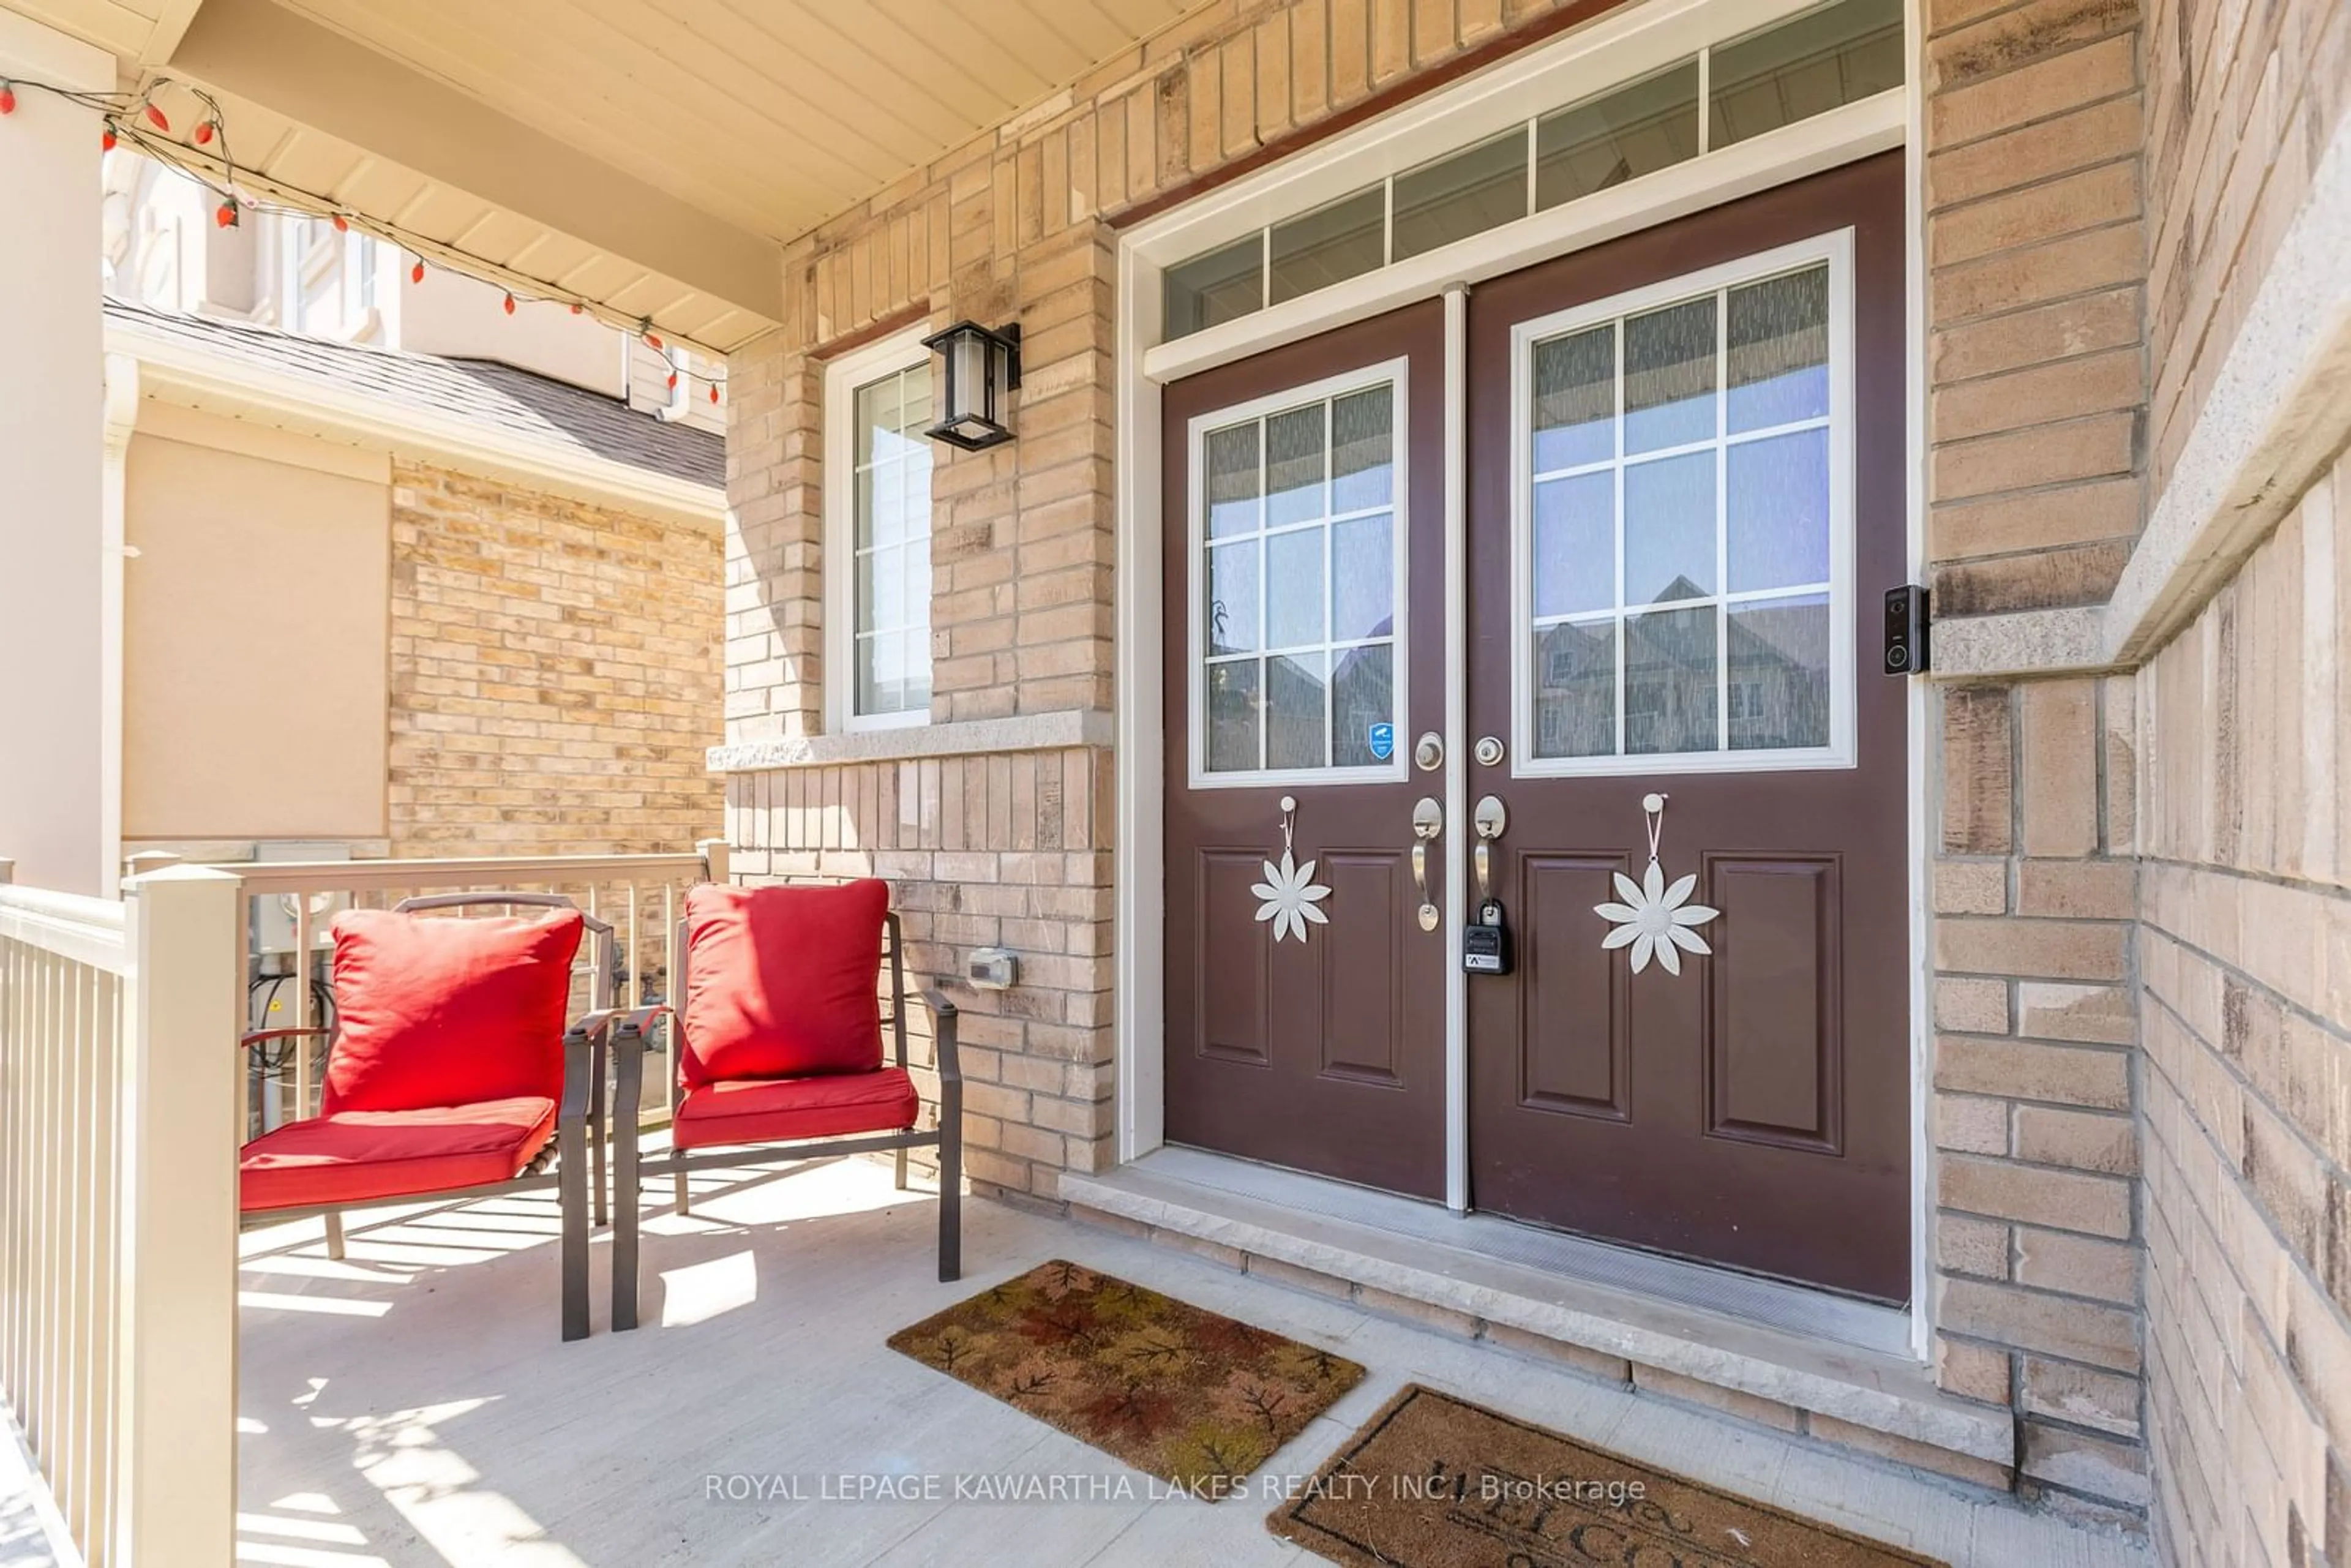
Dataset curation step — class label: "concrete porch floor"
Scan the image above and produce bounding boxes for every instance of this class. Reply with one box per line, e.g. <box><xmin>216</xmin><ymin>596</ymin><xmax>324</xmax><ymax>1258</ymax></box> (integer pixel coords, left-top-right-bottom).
<box><xmin>230</xmin><ymin>1161</ymin><xmax>2151</xmax><ymax>1568</ymax></box>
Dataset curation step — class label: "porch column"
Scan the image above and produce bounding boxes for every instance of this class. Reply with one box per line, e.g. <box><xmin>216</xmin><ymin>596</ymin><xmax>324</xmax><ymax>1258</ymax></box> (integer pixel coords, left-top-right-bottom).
<box><xmin>0</xmin><ymin>13</ymin><xmax>113</xmax><ymax>893</ymax></box>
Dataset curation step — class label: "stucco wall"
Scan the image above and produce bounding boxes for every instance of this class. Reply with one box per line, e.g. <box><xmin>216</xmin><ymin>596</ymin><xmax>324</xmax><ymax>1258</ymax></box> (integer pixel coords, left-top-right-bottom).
<box><xmin>122</xmin><ymin>421</ymin><xmax>392</xmax><ymax>841</ymax></box>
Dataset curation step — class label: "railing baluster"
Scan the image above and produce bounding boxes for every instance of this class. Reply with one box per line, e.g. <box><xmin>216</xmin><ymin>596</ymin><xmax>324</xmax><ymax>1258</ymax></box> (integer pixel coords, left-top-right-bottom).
<box><xmin>293</xmin><ymin>885</ymin><xmax>314</xmax><ymax>1123</ymax></box>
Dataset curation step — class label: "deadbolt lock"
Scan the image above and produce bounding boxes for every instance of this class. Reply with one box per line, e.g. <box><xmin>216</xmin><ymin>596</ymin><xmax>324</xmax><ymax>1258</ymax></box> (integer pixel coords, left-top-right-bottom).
<box><xmin>1473</xmin><ymin>735</ymin><xmax>1505</xmax><ymax>767</ymax></box>
<box><xmin>1414</xmin><ymin>732</ymin><xmax>1444</xmax><ymax>771</ymax></box>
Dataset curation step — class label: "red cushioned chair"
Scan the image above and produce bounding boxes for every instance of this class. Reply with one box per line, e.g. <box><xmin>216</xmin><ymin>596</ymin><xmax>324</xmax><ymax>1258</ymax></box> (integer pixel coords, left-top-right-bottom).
<box><xmin>607</xmin><ymin>880</ymin><xmax>961</xmax><ymax>1330</ymax></box>
<box><xmin>238</xmin><ymin>893</ymin><xmax>622</xmax><ymax>1341</ymax></box>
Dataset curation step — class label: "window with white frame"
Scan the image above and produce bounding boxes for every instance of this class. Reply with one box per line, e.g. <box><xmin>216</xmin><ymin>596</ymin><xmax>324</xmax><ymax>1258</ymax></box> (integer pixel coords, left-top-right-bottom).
<box><xmin>826</xmin><ymin>333</ymin><xmax>937</xmax><ymax>730</ymax></box>
<box><xmin>1512</xmin><ymin>236</ymin><xmax>1854</xmax><ymax>776</ymax></box>
<box><xmin>1190</xmin><ymin>362</ymin><xmax>1408</xmax><ymax>786</ymax></box>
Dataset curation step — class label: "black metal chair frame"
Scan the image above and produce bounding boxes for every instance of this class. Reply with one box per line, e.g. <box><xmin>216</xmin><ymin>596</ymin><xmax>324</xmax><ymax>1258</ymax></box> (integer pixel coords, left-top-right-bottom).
<box><xmin>607</xmin><ymin>907</ymin><xmax>962</xmax><ymax>1332</ymax></box>
<box><xmin>238</xmin><ymin>891</ymin><xmax>622</xmax><ymax>1341</ymax></box>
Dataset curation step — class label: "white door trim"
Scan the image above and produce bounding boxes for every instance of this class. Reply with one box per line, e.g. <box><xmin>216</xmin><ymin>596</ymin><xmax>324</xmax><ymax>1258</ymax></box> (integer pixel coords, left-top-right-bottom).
<box><xmin>1113</xmin><ymin>0</ymin><xmax>1928</xmax><ymax>1348</ymax></box>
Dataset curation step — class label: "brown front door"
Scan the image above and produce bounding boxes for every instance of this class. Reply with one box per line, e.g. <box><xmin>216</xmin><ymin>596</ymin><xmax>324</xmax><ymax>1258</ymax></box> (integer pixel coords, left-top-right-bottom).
<box><xmin>1464</xmin><ymin>154</ymin><xmax>1910</xmax><ymax>1300</ymax></box>
<box><xmin>1162</xmin><ymin>301</ymin><xmax>1449</xmax><ymax>1200</ymax></box>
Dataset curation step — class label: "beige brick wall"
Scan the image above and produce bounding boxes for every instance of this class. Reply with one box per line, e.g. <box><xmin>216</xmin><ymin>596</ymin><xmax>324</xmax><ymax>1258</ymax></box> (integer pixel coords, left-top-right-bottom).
<box><xmin>2137</xmin><ymin>451</ymin><xmax>2351</xmax><ymax>1567</ymax></box>
<box><xmin>388</xmin><ymin>461</ymin><xmax>724</xmax><ymax>857</ymax></box>
<box><xmin>724</xmin><ymin>750</ymin><xmax>1116</xmax><ymax>1190</ymax></box>
<box><xmin>2142</xmin><ymin>0</ymin><xmax>2351</xmax><ymax>501</ymax></box>
<box><xmin>1922</xmin><ymin>0</ymin><xmax>2154</xmax><ymax>1521</ymax></box>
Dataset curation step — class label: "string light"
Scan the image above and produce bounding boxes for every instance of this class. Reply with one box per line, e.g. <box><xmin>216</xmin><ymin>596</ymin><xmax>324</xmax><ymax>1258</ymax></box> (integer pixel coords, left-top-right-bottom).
<box><xmin>4</xmin><ymin>67</ymin><xmax>732</xmax><ymax>402</ymax></box>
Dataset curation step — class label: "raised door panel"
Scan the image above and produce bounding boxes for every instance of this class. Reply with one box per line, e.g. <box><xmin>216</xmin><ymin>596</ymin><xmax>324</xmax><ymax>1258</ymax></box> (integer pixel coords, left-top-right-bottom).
<box><xmin>1703</xmin><ymin>854</ymin><xmax>1843</xmax><ymax>1153</ymax></box>
<box><xmin>1520</xmin><ymin>853</ymin><xmax>1633</xmax><ymax>1120</ymax></box>
<box><xmin>1196</xmin><ymin>850</ymin><xmax>1272</xmax><ymax>1064</ymax></box>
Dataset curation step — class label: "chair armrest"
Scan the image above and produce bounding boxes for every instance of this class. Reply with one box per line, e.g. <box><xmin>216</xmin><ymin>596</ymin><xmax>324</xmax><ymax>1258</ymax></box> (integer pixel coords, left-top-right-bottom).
<box><xmin>615</xmin><ymin>1005</ymin><xmax>672</xmax><ymax>1043</ymax></box>
<box><xmin>241</xmin><ymin>1027</ymin><xmax>331</xmax><ymax>1050</ymax></box>
<box><xmin>920</xmin><ymin>989</ymin><xmax>962</xmax><ymax>1085</ymax></box>
<box><xmin>565</xmin><ymin>1008</ymin><xmax>623</xmax><ymax>1046</ymax></box>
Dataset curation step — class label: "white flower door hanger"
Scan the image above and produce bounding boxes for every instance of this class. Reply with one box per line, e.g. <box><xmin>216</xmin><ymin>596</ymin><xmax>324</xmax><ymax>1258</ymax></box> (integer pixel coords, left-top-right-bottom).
<box><xmin>1593</xmin><ymin>793</ymin><xmax>1719</xmax><ymax>976</ymax></box>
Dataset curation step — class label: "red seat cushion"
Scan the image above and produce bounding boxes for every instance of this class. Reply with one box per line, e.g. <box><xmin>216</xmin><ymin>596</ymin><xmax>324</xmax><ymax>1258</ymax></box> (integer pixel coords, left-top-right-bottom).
<box><xmin>322</xmin><ymin>907</ymin><xmax>584</xmax><ymax>1114</ymax></box>
<box><xmin>672</xmin><ymin>1067</ymin><xmax>919</xmax><ymax>1150</ymax></box>
<box><xmin>680</xmin><ymin>881</ymin><xmax>889</xmax><ymax>1086</ymax></box>
<box><xmin>239</xmin><ymin>1096</ymin><xmax>558</xmax><ymax>1211</ymax></box>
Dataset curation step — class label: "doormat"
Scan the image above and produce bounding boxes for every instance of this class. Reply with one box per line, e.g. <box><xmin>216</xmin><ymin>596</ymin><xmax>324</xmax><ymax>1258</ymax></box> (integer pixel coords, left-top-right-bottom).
<box><xmin>888</xmin><ymin>1259</ymin><xmax>1363</xmax><ymax>1490</ymax></box>
<box><xmin>1269</xmin><ymin>1385</ymin><xmax>1946</xmax><ymax>1567</ymax></box>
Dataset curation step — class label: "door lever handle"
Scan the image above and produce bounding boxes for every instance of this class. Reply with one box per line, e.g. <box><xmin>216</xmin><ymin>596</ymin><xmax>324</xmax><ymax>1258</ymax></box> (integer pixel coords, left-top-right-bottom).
<box><xmin>1472</xmin><ymin>795</ymin><xmax>1506</xmax><ymax>904</ymax></box>
<box><xmin>1411</xmin><ymin>797</ymin><xmax>1441</xmax><ymax>931</ymax></box>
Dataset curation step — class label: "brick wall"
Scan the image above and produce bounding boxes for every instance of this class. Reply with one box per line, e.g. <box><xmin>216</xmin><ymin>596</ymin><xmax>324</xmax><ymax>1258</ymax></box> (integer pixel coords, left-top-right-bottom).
<box><xmin>2137</xmin><ymin>454</ymin><xmax>2350</xmax><ymax>1566</ymax></box>
<box><xmin>1921</xmin><ymin>0</ymin><xmax>2154</xmax><ymax>1521</ymax></box>
<box><xmin>2142</xmin><ymin>0</ymin><xmax>2350</xmax><ymax>500</ymax></box>
<box><xmin>722</xmin><ymin>749</ymin><xmax>1116</xmax><ymax>1192</ymax></box>
<box><xmin>388</xmin><ymin>461</ymin><xmax>724</xmax><ymax>857</ymax></box>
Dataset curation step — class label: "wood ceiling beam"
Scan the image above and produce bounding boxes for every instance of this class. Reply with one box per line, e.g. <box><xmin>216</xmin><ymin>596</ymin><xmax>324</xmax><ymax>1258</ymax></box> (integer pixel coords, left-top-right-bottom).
<box><xmin>167</xmin><ymin>0</ymin><xmax>782</xmax><ymax>323</ymax></box>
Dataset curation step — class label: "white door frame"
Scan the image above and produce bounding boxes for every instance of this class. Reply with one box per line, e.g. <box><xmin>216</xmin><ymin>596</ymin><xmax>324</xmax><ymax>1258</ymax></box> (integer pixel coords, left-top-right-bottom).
<box><xmin>1111</xmin><ymin>0</ymin><xmax>1924</xmax><ymax>1346</ymax></box>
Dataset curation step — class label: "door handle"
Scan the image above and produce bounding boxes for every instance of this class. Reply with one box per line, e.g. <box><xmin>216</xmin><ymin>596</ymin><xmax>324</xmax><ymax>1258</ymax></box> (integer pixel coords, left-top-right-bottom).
<box><xmin>1411</xmin><ymin>797</ymin><xmax>1441</xmax><ymax>931</ymax></box>
<box><xmin>1472</xmin><ymin>794</ymin><xmax>1507</xmax><ymax>905</ymax></box>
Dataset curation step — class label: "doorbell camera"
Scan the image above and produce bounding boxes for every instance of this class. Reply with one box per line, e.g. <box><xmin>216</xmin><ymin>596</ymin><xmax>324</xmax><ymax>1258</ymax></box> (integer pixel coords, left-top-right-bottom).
<box><xmin>1883</xmin><ymin>584</ymin><xmax>1929</xmax><ymax>677</ymax></box>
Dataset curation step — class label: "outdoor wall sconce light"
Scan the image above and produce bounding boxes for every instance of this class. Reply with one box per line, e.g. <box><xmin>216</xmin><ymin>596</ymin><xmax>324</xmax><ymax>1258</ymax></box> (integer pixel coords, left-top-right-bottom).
<box><xmin>921</xmin><ymin>320</ymin><xmax>1022</xmax><ymax>451</ymax></box>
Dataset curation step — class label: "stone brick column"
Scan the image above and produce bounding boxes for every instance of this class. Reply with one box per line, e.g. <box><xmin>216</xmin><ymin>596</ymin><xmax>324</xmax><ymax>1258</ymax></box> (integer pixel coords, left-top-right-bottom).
<box><xmin>1921</xmin><ymin>0</ymin><xmax>2155</xmax><ymax>1521</ymax></box>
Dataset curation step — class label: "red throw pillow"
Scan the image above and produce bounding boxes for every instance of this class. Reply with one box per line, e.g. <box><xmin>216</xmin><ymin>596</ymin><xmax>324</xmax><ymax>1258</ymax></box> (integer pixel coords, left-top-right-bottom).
<box><xmin>680</xmin><ymin>881</ymin><xmax>889</xmax><ymax>1085</ymax></box>
<box><xmin>321</xmin><ymin>907</ymin><xmax>584</xmax><ymax>1114</ymax></box>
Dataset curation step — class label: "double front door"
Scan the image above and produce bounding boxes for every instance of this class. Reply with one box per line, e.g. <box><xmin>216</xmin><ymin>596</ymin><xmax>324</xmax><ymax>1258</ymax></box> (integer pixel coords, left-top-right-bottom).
<box><xmin>1161</xmin><ymin>154</ymin><xmax>1910</xmax><ymax>1303</ymax></box>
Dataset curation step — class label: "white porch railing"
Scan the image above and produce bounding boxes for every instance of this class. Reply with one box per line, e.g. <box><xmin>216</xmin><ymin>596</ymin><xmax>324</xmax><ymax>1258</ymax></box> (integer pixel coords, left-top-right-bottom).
<box><xmin>0</xmin><ymin>841</ymin><xmax>729</xmax><ymax>1568</ymax></box>
<box><xmin>189</xmin><ymin>841</ymin><xmax>728</xmax><ymax>1131</ymax></box>
<box><xmin>0</xmin><ymin>860</ymin><xmax>242</xmax><ymax>1568</ymax></box>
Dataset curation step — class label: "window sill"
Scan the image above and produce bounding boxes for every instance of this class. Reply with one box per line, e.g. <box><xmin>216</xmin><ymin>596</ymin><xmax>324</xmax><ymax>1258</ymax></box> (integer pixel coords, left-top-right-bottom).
<box><xmin>707</xmin><ymin>710</ymin><xmax>1114</xmax><ymax>773</ymax></box>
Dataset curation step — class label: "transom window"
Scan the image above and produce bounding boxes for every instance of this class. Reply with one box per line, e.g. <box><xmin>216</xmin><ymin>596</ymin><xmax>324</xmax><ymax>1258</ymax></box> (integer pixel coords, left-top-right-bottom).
<box><xmin>1161</xmin><ymin>0</ymin><xmax>1902</xmax><ymax>340</ymax></box>
<box><xmin>1513</xmin><ymin>240</ymin><xmax>1853</xmax><ymax>775</ymax></box>
<box><xmin>1193</xmin><ymin>366</ymin><xmax>1406</xmax><ymax>784</ymax></box>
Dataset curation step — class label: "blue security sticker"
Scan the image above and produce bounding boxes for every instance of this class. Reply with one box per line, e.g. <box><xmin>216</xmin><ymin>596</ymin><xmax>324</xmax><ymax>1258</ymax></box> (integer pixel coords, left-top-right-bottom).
<box><xmin>1368</xmin><ymin>722</ymin><xmax>1396</xmax><ymax>762</ymax></box>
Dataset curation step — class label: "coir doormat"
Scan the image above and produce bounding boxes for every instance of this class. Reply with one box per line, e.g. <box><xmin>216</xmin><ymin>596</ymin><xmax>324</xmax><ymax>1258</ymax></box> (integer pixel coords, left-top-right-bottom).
<box><xmin>1269</xmin><ymin>1384</ymin><xmax>1946</xmax><ymax>1567</ymax></box>
<box><xmin>888</xmin><ymin>1259</ymin><xmax>1363</xmax><ymax>1490</ymax></box>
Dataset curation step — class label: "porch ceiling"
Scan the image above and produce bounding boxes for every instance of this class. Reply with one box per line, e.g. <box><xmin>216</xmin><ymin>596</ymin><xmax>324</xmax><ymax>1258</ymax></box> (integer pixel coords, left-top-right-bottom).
<box><xmin>18</xmin><ymin>0</ymin><xmax>1200</xmax><ymax>354</ymax></box>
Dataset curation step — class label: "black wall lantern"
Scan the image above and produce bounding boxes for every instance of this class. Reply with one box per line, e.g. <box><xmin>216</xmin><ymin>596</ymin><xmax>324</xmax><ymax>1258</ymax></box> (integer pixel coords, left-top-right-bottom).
<box><xmin>921</xmin><ymin>320</ymin><xmax>1022</xmax><ymax>451</ymax></box>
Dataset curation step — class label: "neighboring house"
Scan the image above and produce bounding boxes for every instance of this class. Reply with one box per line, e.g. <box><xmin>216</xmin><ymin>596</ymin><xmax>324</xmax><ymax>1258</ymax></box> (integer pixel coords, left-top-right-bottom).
<box><xmin>98</xmin><ymin>159</ymin><xmax>726</xmax><ymax>871</ymax></box>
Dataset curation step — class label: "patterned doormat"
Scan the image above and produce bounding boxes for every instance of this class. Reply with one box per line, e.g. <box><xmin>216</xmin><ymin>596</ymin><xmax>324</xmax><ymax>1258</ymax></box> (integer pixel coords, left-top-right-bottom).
<box><xmin>888</xmin><ymin>1259</ymin><xmax>1363</xmax><ymax>1490</ymax></box>
<box><xmin>1269</xmin><ymin>1385</ymin><xmax>1946</xmax><ymax>1567</ymax></box>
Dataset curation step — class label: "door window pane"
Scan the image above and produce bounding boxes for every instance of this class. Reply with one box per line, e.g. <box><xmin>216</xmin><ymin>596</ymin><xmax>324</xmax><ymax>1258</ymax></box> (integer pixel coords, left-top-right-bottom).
<box><xmin>1265</xmin><ymin>528</ymin><xmax>1326</xmax><ymax>650</ymax></box>
<box><xmin>1206</xmin><ymin>423</ymin><xmax>1262</xmax><ymax>538</ymax></box>
<box><xmin>1520</xmin><ymin>258</ymin><xmax>1842</xmax><ymax>767</ymax></box>
<box><xmin>1393</xmin><ymin>129</ymin><xmax>1528</xmax><ymax>262</ymax></box>
<box><xmin>1207</xmin><ymin>660</ymin><xmax>1262</xmax><ymax>773</ymax></box>
<box><xmin>1267</xmin><ymin>651</ymin><xmax>1329</xmax><ymax>769</ymax></box>
<box><xmin>850</xmin><ymin>362</ymin><xmax>934</xmax><ymax>721</ymax></box>
<box><xmin>1532</xmin><ymin>326</ymin><xmax>1616</xmax><ymax>473</ymax></box>
<box><xmin>1267</xmin><ymin>405</ymin><xmax>1327</xmax><ymax>527</ymax></box>
<box><xmin>1533</xmin><ymin>471</ymin><xmax>1614</xmax><ymax>620</ymax></box>
<box><xmin>1533</xmin><ymin>620</ymin><xmax>1616</xmax><ymax>759</ymax></box>
<box><xmin>1199</xmin><ymin>378</ymin><xmax>1403</xmax><ymax>776</ymax></box>
<box><xmin>1709</xmin><ymin>0</ymin><xmax>1905</xmax><ymax>151</ymax></box>
<box><xmin>1624</xmin><ymin>452</ymin><xmax>1714</xmax><ymax>605</ymax></box>
<box><xmin>1207</xmin><ymin>540</ymin><xmax>1260</xmax><ymax>656</ymax></box>
<box><xmin>1535</xmin><ymin>59</ymin><xmax>1702</xmax><ymax>211</ymax></box>
<box><xmin>1624</xmin><ymin>606</ymin><xmax>1717</xmax><ymax>756</ymax></box>
<box><xmin>1332</xmin><ymin>645</ymin><xmax>1395</xmax><ymax>766</ymax></box>
<box><xmin>1727</xmin><ymin>427</ymin><xmax>1830</xmax><ymax>592</ymax></box>
<box><xmin>1332</xmin><ymin>386</ymin><xmax>1395</xmax><ymax>511</ymax></box>
<box><xmin>1332</xmin><ymin>513</ymin><xmax>1395</xmax><ymax>642</ymax></box>
<box><xmin>1624</xmin><ymin>296</ymin><xmax>1716</xmax><ymax>453</ymax></box>
<box><xmin>1728</xmin><ymin>595</ymin><xmax>1831</xmax><ymax>750</ymax></box>
<box><xmin>1728</xmin><ymin>265</ymin><xmax>1830</xmax><ymax>431</ymax></box>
